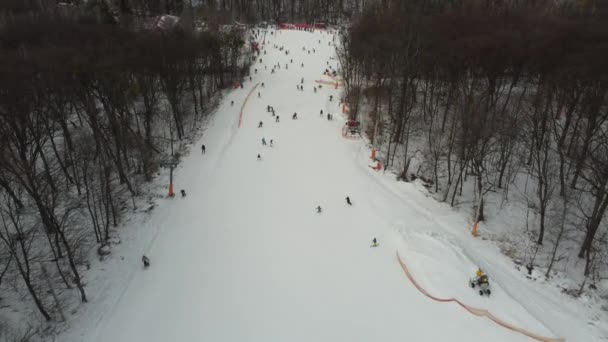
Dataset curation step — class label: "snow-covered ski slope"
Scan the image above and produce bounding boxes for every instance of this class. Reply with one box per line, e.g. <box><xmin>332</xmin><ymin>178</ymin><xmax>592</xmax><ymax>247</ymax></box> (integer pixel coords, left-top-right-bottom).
<box><xmin>64</xmin><ymin>28</ymin><xmax>606</xmax><ymax>342</ymax></box>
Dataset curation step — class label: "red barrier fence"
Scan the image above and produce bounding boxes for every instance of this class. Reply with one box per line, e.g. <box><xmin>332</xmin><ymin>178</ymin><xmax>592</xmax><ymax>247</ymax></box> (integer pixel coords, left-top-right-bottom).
<box><xmin>278</xmin><ymin>23</ymin><xmax>326</xmax><ymax>30</ymax></box>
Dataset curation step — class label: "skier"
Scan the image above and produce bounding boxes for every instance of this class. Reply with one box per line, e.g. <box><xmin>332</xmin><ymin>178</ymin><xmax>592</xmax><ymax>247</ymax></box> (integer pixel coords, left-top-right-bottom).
<box><xmin>257</xmin><ymin>153</ymin><xmax>262</xmax><ymax>161</ymax></box>
<box><xmin>301</xmin><ymin>77</ymin><xmax>304</xmax><ymax>84</ymax></box>
<box><xmin>314</xmin><ymin>87</ymin><xmax>317</xmax><ymax>93</ymax></box>
<box><xmin>267</xmin><ymin>105</ymin><xmax>271</xmax><ymax>112</ymax></box>
<box><xmin>142</xmin><ymin>255</ymin><xmax>150</xmax><ymax>268</ymax></box>
<box><xmin>320</xmin><ymin>109</ymin><xmax>323</xmax><ymax>116</ymax></box>
<box><xmin>316</xmin><ymin>205</ymin><xmax>322</xmax><ymax>213</ymax></box>
<box><xmin>371</xmin><ymin>238</ymin><xmax>378</xmax><ymax>247</ymax></box>
<box><xmin>270</xmin><ymin>139</ymin><xmax>274</xmax><ymax>147</ymax></box>
<box><xmin>292</xmin><ymin>112</ymin><xmax>297</xmax><ymax>120</ymax></box>
<box><xmin>258</xmin><ymin>121</ymin><xmax>263</xmax><ymax>128</ymax></box>
<box><xmin>201</xmin><ymin>144</ymin><xmax>206</xmax><ymax>154</ymax></box>
<box><xmin>181</xmin><ymin>189</ymin><xmax>187</xmax><ymax>197</ymax></box>
<box><xmin>275</xmin><ymin>115</ymin><xmax>280</xmax><ymax>122</ymax></box>
<box><xmin>262</xmin><ymin>137</ymin><xmax>267</xmax><ymax>145</ymax></box>
<box><xmin>290</xmin><ymin>59</ymin><xmax>293</xmax><ymax>63</ymax></box>
<box><xmin>346</xmin><ymin>196</ymin><xmax>352</xmax><ymax>205</ymax></box>
<box><xmin>327</xmin><ymin>113</ymin><xmax>331</xmax><ymax>120</ymax></box>
<box><xmin>329</xmin><ymin>95</ymin><xmax>333</xmax><ymax>101</ymax></box>
<box><xmin>255</xmin><ymin>68</ymin><xmax>258</xmax><ymax>74</ymax></box>
<box><xmin>261</xmin><ymin>82</ymin><xmax>265</xmax><ymax>87</ymax></box>
<box><xmin>231</xmin><ymin>100</ymin><xmax>234</xmax><ymax>106</ymax></box>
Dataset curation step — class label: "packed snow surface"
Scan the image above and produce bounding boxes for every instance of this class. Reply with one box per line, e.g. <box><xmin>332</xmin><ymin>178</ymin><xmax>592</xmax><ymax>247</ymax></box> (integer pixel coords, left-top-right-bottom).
<box><xmin>60</xmin><ymin>28</ymin><xmax>606</xmax><ymax>342</ymax></box>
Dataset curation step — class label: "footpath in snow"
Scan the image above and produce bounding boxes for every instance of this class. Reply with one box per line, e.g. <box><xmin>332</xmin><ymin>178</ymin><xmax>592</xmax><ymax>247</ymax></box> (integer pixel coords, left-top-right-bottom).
<box><xmin>60</xmin><ymin>28</ymin><xmax>605</xmax><ymax>342</ymax></box>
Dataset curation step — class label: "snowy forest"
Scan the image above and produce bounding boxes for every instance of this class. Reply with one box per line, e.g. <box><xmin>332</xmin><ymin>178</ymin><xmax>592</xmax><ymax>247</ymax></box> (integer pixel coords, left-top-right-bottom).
<box><xmin>1</xmin><ymin>0</ymin><xmax>608</xmax><ymax>341</ymax></box>
<box><xmin>0</xmin><ymin>0</ymin><xmax>252</xmax><ymax>332</ymax></box>
<box><xmin>338</xmin><ymin>0</ymin><xmax>608</xmax><ymax>283</ymax></box>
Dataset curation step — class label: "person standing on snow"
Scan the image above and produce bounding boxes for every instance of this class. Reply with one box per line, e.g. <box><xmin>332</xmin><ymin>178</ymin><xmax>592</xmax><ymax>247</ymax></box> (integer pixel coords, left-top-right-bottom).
<box><xmin>316</xmin><ymin>206</ymin><xmax>322</xmax><ymax>213</ymax></box>
<box><xmin>292</xmin><ymin>112</ymin><xmax>297</xmax><ymax>120</ymax></box>
<box><xmin>258</xmin><ymin>121</ymin><xmax>263</xmax><ymax>128</ymax></box>
<box><xmin>201</xmin><ymin>144</ymin><xmax>206</xmax><ymax>154</ymax></box>
<box><xmin>257</xmin><ymin>153</ymin><xmax>262</xmax><ymax>161</ymax></box>
<box><xmin>346</xmin><ymin>196</ymin><xmax>352</xmax><ymax>205</ymax></box>
<box><xmin>276</xmin><ymin>115</ymin><xmax>280</xmax><ymax>122</ymax></box>
<box><xmin>270</xmin><ymin>139</ymin><xmax>274</xmax><ymax>147</ymax></box>
<box><xmin>262</xmin><ymin>138</ymin><xmax>267</xmax><ymax>145</ymax></box>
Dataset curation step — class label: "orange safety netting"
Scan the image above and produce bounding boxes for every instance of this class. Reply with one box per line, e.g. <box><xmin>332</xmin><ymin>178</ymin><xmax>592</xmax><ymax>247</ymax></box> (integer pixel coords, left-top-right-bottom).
<box><xmin>395</xmin><ymin>252</ymin><xmax>565</xmax><ymax>342</ymax></box>
<box><xmin>238</xmin><ymin>83</ymin><xmax>259</xmax><ymax>128</ymax></box>
<box><xmin>315</xmin><ymin>79</ymin><xmax>341</xmax><ymax>86</ymax></box>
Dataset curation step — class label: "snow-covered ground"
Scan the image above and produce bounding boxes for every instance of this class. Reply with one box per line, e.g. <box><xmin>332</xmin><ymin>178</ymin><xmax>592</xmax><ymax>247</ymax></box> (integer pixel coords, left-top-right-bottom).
<box><xmin>58</xmin><ymin>28</ymin><xmax>606</xmax><ymax>342</ymax></box>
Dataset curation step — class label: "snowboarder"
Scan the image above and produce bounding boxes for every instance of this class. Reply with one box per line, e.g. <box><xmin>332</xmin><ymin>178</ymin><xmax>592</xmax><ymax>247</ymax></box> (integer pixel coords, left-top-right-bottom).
<box><xmin>275</xmin><ymin>115</ymin><xmax>280</xmax><ymax>122</ymax></box>
<box><xmin>201</xmin><ymin>144</ymin><xmax>206</xmax><ymax>154</ymax></box>
<box><xmin>262</xmin><ymin>137</ymin><xmax>267</xmax><ymax>145</ymax></box>
<box><xmin>346</xmin><ymin>196</ymin><xmax>352</xmax><ymax>205</ymax></box>
<box><xmin>181</xmin><ymin>189</ymin><xmax>186</xmax><ymax>197</ymax></box>
<box><xmin>258</xmin><ymin>121</ymin><xmax>263</xmax><ymax>128</ymax></box>
<box><xmin>292</xmin><ymin>112</ymin><xmax>297</xmax><ymax>120</ymax></box>
<box><xmin>316</xmin><ymin>206</ymin><xmax>322</xmax><ymax>213</ymax></box>
<box><xmin>142</xmin><ymin>255</ymin><xmax>150</xmax><ymax>268</ymax></box>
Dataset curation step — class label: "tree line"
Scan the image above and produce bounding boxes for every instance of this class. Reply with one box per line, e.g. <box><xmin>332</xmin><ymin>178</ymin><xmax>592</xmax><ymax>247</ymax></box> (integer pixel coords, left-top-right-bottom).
<box><xmin>338</xmin><ymin>0</ymin><xmax>608</xmax><ymax>283</ymax></box>
<box><xmin>0</xmin><ymin>6</ymin><xmax>248</xmax><ymax>322</ymax></box>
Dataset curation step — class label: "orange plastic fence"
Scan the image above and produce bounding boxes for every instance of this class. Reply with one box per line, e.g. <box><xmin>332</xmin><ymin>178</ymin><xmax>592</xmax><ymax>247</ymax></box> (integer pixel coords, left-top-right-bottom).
<box><xmin>238</xmin><ymin>83</ymin><xmax>259</xmax><ymax>128</ymax></box>
<box><xmin>315</xmin><ymin>79</ymin><xmax>341</xmax><ymax>87</ymax></box>
<box><xmin>395</xmin><ymin>252</ymin><xmax>564</xmax><ymax>342</ymax></box>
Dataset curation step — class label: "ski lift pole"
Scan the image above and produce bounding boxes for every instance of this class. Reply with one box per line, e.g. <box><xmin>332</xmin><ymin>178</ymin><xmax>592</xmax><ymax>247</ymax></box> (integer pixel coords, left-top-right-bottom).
<box><xmin>161</xmin><ymin>158</ymin><xmax>178</xmax><ymax>198</ymax></box>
